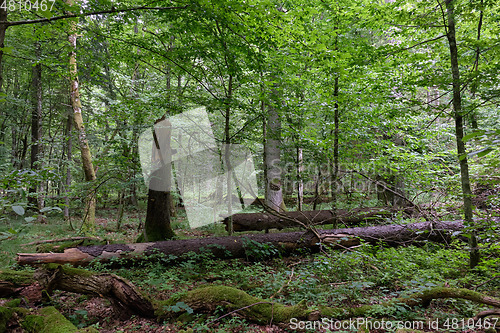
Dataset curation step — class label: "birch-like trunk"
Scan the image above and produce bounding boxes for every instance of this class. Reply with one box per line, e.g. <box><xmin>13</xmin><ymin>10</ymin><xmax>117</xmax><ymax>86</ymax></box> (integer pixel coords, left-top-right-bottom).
<box><xmin>67</xmin><ymin>2</ymin><xmax>97</xmax><ymax>231</ymax></box>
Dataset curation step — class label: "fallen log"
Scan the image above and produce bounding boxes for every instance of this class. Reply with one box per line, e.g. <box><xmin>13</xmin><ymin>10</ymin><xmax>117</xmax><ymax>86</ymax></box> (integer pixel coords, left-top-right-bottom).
<box><xmin>17</xmin><ymin>221</ymin><xmax>465</xmax><ymax>266</ymax></box>
<box><xmin>0</xmin><ymin>265</ymin><xmax>154</xmax><ymax>318</ymax></box>
<box><xmin>156</xmin><ymin>285</ymin><xmax>500</xmax><ymax>325</ymax></box>
<box><xmin>222</xmin><ymin>207</ymin><xmax>413</xmax><ymax>232</ymax></box>
<box><xmin>3</xmin><ymin>267</ymin><xmax>499</xmax><ymax>329</ymax></box>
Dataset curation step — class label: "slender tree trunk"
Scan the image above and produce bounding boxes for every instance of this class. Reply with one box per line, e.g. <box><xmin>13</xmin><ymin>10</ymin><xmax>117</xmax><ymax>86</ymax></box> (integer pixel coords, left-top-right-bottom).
<box><xmin>67</xmin><ymin>2</ymin><xmax>97</xmax><ymax>232</ymax></box>
<box><xmin>224</xmin><ymin>75</ymin><xmax>234</xmax><ymax>235</ymax></box>
<box><xmin>296</xmin><ymin>147</ymin><xmax>303</xmax><ymax>211</ymax></box>
<box><xmin>469</xmin><ymin>0</ymin><xmax>483</xmax><ymax>130</ymax></box>
<box><xmin>445</xmin><ymin>0</ymin><xmax>479</xmax><ymax>268</ymax></box>
<box><xmin>313</xmin><ymin>167</ymin><xmax>322</xmax><ymax>210</ymax></box>
<box><xmin>332</xmin><ymin>76</ymin><xmax>340</xmax><ymax>215</ymax></box>
<box><xmin>29</xmin><ymin>40</ymin><xmax>45</xmax><ymax>220</ymax></box>
<box><xmin>64</xmin><ymin>110</ymin><xmax>72</xmax><ymax>221</ymax></box>
<box><xmin>0</xmin><ymin>8</ymin><xmax>7</xmax><ymax>94</ymax></box>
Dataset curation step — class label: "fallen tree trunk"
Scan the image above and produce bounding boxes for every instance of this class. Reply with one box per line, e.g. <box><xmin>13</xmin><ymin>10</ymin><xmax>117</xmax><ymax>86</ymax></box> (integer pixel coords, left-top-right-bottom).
<box><xmin>3</xmin><ymin>266</ymin><xmax>499</xmax><ymax>329</ymax></box>
<box><xmin>223</xmin><ymin>207</ymin><xmax>414</xmax><ymax>232</ymax></box>
<box><xmin>17</xmin><ymin>221</ymin><xmax>465</xmax><ymax>266</ymax></box>
<box><xmin>156</xmin><ymin>285</ymin><xmax>500</xmax><ymax>325</ymax></box>
<box><xmin>0</xmin><ymin>265</ymin><xmax>154</xmax><ymax>318</ymax></box>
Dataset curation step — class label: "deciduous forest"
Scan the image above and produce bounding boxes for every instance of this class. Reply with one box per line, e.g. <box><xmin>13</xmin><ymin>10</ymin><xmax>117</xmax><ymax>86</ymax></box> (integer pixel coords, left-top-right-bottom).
<box><xmin>0</xmin><ymin>0</ymin><xmax>499</xmax><ymax>332</ymax></box>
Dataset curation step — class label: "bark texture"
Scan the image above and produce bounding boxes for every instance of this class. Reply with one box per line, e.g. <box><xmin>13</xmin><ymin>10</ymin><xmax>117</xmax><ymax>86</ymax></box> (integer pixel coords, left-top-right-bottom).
<box><xmin>223</xmin><ymin>207</ymin><xmax>403</xmax><ymax>232</ymax></box>
<box><xmin>0</xmin><ymin>8</ymin><xmax>7</xmax><ymax>94</ymax></box>
<box><xmin>67</xmin><ymin>2</ymin><xmax>97</xmax><ymax>231</ymax></box>
<box><xmin>445</xmin><ymin>0</ymin><xmax>478</xmax><ymax>268</ymax></box>
<box><xmin>17</xmin><ymin>221</ymin><xmax>466</xmax><ymax>266</ymax></box>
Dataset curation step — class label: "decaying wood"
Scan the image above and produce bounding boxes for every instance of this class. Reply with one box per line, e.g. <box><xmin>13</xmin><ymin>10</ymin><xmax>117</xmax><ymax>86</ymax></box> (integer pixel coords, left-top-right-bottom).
<box><xmin>0</xmin><ymin>265</ymin><xmax>154</xmax><ymax>318</ymax></box>
<box><xmin>2</xmin><ymin>267</ymin><xmax>499</xmax><ymax>326</ymax></box>
<box><xmin>157</xmin><ymin>285</ymin><xmax>500</xmax><ymax>325</ymax></box>
<box><xmin>17</xmin><ymin>221</ymin><xmax>465</xmax><ymax>266</ymax></box>
<box><xmin>222</xmin><ymin>207</ymin><xmax>406</xmax><ymax>232</ymax></box>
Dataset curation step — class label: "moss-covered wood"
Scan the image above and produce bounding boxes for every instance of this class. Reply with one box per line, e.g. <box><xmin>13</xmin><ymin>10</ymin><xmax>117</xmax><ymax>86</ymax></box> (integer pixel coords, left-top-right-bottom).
<box><xmin>2</xmin><ymin>266</ymin><xmax>499</xmax><ymax>327</ymax></box>
<box><xmin>17</xmin><ymin>220</ymin><xmax>466</xmax><ymax>267</ymax></box>
<box><xmin>0</xmin><ymin>265</ymin><xmax>153</xmax><ymax>317</ymax></box>
<box><xmin>156</xmin><ymin>285</ymin><xmax>500</xmax><ymax>324</ymax></box>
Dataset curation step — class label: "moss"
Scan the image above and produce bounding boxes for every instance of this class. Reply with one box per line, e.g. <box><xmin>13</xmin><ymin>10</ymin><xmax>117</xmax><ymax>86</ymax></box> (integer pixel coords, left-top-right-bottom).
<box><xmin>0</xmin><ymin>306</ymin><xmax>15</xmax><ymax>332</ymax></box>
<box><xmin>0</xmin><ymin>269</ymin><xmax>34</xmax><ymax>284</ymax></box>
<box><xmin>22</xmin><ymin>306</ymin><xmax>78</xmax><ymax>333</ymax></box>
<box><xmin>156</xmin><ymin>285</ymin><xmax>309</xmax><ymax>323</ymax></box>
<box><xmin>21</xmin><ymin>314</ymin><xmax>45</xmax><ymax>332</ymax></box>
<box><xmin>44</xmin><ymin>264</ymin><xmax>95</xmax><ymax>278</ymax></box>
<box><xmin>5</xmin><ymin>298</ymin><xmax>21</xmax><ymax>307</ymax></box>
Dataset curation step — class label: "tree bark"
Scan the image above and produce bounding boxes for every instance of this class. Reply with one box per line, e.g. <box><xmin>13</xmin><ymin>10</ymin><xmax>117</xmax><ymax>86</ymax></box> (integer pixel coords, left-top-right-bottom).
<box><xmin>17</xmin><ymin>220</ymin><xmax>468</xmax><ymax>266</ymax></box>
<box><xmin>445</xmin><ymin>0</ymin><xmax>479</xmax><ymax>268</ymax></box>
<box><xmin>223</xmin><ymin>207</ymin><xmax>404</xmax><ymax>232</ymax></box>
<box><xmin>0</xmin><ymin>7</ymin><xmax>7</xmax><ymax>94</ymax></box>
<box><xmin>296</xmin><ymin>147</ymin><xmax>303</xmax><ymax>211</ymax></box>
<box><xmin>265</xmin><ymin>86</ymin><xmax>285</xmax><ymax>212</ymax></box>
<box><xmin>63</xmin><ymin>109</ymin><xmax>73</xmax><ymax>221</ymax></box>
<box><xmin>143</xmin><ymin>118</ymin><xmax>175</xmax><ymax>241</ymax></box>
<box><xmin>67</xmin><ymin>0</ymin><xmax>97</xmax><ymax>232</ymax></box>
<box><xmin>0</xmin><ymin>265</ymin><xmax>154</xmax><ymax>317</ymax></box>
<box><xmin>29</xmin><ymin>40</ymin><xmax>45</xmax><ymax>220</ymax></box>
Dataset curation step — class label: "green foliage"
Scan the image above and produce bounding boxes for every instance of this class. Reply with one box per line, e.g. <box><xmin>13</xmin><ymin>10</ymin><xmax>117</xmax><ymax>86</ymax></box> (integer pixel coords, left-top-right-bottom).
<box><xmin>242</xmin><ymin>237</ymin><xmax>281</xmax><ymax>261</ymax></box>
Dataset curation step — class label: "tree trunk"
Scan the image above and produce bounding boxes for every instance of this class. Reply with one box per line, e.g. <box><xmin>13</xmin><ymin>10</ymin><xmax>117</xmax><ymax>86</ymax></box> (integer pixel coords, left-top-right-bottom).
<box><xmin>67</xmin><ymin>1</ymin><xmax>97</xmax><ymax>232</ymax></box>
<box><xmin>223</xmin><ymin>207</ymin><xmax>407</xmax><ymax>232</ymax></box>
<box><xmin>63</xmin><ymin>109</ymin><xmax>72</xmax><ymax>221</ymax></box>
<box><xmin>445</xmin><ymin>0</ymin><xmax>479</xmax><ymax>268</ymax></box>
<box><xmin>29</xmin><ymin>40</ymin><xmax>45</xmax><ymax>220</ymax></box>
<box><xmin>16</xmin><ymin>220</ymin><xmax>469</xmax><ymax>266</ymax></box>
<box><xmin>0</xmin><ymin>265</ymin><xmax>154</xmax><ymax>317</ymax></box>
<box><xmin>224</xmin><ymin>75</ymin><xmax>234</xmax><ymax>235</ymax></box>
<box><xmin>0</xmin><ymin>7</ymin><xmax>7</xmax><ymax>94</ymax></box>
<box><xmin>143</xmin><ymin>118</ymin><xmax>175</xmax><ymax>241</ymax></box>
<box><xmin>265</xmin><ymin>86</ymin><xmax>285</xmax><ymax>212</ymax></box>
<box><xmin>296</xmin><ymin>147</ymin><xmax>303</xmax><ymax>211</ymax></box>
<box><xmin>332</xmin><ymin>76</ymin><xmax>339</xmax><ymax>214</ymax></box>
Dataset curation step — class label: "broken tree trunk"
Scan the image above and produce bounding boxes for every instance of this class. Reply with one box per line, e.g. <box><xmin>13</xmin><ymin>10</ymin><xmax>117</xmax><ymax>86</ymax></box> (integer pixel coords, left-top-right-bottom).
<box><xmin>0</xmin><ymin>265</ymin><xmax>154</xmax><ymax>318</ymax></box>
<box><xmin>223</xmin><ymin>207</ymin><xmax>412</xmax><ymax>232</ymax></box>
<box><xmin>17</xmin><ymin>221</ymin><xmax>465</xmax><ymax>266</ymax></box>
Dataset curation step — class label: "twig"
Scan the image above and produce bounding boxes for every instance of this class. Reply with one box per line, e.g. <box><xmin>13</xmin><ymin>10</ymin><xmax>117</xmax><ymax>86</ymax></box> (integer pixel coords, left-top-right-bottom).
<box><xmin>270</xmin><ymin>267</ymin><xmax>294</xmax><ymax>299</ymax></box>
<box><xmin>474</xmin><ymin>275</ymin><xmax>500</xmax><ymax>291</ymax></box>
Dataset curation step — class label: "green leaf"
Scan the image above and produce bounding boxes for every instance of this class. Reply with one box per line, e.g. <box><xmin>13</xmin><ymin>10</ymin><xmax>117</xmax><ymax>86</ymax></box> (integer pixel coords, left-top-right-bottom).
<box><xmin>24</xmin><ymin>217</ymin><xmax>36</xmax><ymax>223</ymax></box>
<box><xmin>462</xmin><ymin>130</ymin><xmax>484</xmax><ymax>142</ymax></box>
<box><xmin>12</xmin><ymin>206</ymin><xmax>25</xmax><ymax>216</ymax></box>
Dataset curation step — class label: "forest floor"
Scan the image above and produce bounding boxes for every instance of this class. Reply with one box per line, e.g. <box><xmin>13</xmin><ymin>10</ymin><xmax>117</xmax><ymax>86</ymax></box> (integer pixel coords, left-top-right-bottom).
<box><xmin>1</xmin><ymin>205</ymin><xmax>499</xmax><ymax>332</ymax></box>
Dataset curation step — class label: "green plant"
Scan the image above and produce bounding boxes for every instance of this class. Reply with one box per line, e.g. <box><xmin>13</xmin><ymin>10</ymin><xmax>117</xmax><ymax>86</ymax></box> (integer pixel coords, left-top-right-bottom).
<box><xmin>241</xmin><ymin>237</ymin><xmax>281</xmax><ymax>261</ymax></box>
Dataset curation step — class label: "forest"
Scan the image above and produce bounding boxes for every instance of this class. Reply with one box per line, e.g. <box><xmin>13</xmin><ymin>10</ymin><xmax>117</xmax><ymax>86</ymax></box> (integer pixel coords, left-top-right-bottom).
<box><xmin>0</xmin><ymin>0</ymin><xmax>499</xmax><ymax>332</ymax></box>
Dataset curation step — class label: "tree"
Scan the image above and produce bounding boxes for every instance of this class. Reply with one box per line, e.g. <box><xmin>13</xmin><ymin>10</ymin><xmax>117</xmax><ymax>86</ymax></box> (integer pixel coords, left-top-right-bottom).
<box><xmin>67</xmin><ymin>0</ymin><xmax>97</xmax><ymax>232</ymax></box>
<box><xmin>444</xmin><ymin>0</ymin><xmax>478</xmax><ymax>268</ymax></box>
<box><xmin>142</xmin><ymin>117</ymin><xmax>176</xmax><ymax>241</ymax></box>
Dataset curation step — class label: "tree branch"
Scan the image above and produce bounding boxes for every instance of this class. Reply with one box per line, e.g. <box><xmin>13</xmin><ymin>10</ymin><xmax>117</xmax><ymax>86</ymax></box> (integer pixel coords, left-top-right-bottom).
<box><xmin>1</xmin><ymin>5</ymin><xmax>189</xmax><ymax>27</ymax></box>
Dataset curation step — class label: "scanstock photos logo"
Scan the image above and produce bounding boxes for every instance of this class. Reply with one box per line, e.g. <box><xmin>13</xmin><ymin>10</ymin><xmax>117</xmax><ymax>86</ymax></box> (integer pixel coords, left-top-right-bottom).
<box><xmin>138</xmin><ymin>107</ymin><xmax>258</xmax><ymax>229</ymax></box>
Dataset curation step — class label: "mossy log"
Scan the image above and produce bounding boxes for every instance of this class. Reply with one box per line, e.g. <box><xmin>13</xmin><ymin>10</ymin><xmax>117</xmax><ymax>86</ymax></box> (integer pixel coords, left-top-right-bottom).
<box><xmin>0</xmin><ymin>265</ymin><xmax>154</xmax><ymax>318</ymax></box>
<box><xmin>17</xmin><ymin>221</ymin><xmax>465</xmax><ymax>267</ymax></box>
<box><xmin>223</xmin><ymin>207</ymin><xmax>410</xmax><ymax>232</ymax></box>
<box><xmin>157</xmin><ymin>285</ymin><xmax>500</xmax><ymax>325</ymax></box>
<box><xmin>0</xmin><ymin>269</ymin><xmax>35</xmax><ymax>297</ymax></box>
<box><xmin>2</xmin><ymin>268</ymin><xmax>500</xmax><ymax>328</ymax></box>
